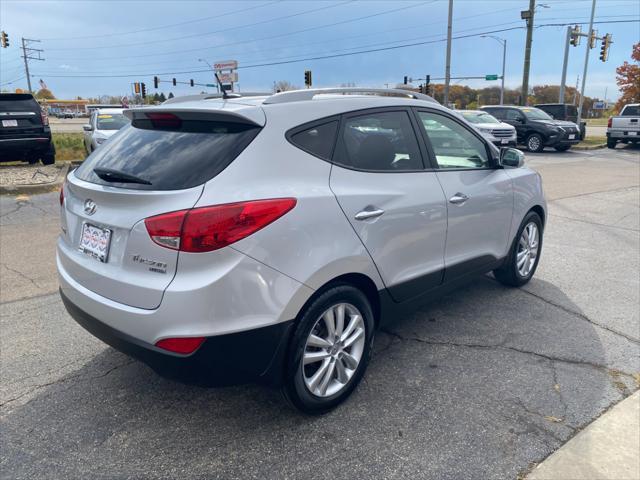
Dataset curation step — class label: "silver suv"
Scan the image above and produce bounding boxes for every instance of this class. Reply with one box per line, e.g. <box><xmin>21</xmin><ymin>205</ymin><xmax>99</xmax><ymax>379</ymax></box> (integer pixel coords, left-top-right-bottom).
<box><xmin>58</xmin><ymin>88</ymin><xmax>546</xmax><ymax>413</ymax></box>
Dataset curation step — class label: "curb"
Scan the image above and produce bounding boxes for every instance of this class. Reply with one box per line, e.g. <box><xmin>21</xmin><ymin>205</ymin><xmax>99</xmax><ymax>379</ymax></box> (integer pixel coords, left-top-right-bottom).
<box><xmin>0</xmin><ymin>164</ymin><xmax>70</xmax><ymax>196</ymax></box>
<box><xmin>572</xmin><ymin>143</ymin><xmax>607</xmax><ymax>151</ymax></box>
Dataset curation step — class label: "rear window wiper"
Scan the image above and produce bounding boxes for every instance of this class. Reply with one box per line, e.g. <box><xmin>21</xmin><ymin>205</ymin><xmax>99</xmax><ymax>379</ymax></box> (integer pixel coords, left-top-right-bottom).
<box><xmin>93</xmin><ymin>167</ymin><xmax>152</xmax><ymax>185</ymax></box>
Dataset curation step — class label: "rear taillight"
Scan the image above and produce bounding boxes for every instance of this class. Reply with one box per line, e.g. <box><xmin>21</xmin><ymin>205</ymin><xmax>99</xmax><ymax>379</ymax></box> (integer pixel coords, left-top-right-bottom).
<box><xmin>146</xmin><ymin>112</ymin><xmax>181</xmax><ymax>129</ymax></box>
<box><xmin>59</xmin><ymin>182</ymin><xmax>65</xmax><ymax>206</ymax></box>
<box><xmin>41</xmin><ymin>110</ymin><xmax>49</xmax><ymax>126</ymax></box>
<box><xmin>607</xmin><ymin>117</ymin><xmax>612</xmax><ymax>128</ymax></box>
<box><xmin>144</xmin><ymin>198</ymin><xmax>296</xmax><ymax>253</ymax></box>
<box><xmin>155</xmin><ymin>337</ymin><xmax>205</xmax><ymax>354</ymax></box>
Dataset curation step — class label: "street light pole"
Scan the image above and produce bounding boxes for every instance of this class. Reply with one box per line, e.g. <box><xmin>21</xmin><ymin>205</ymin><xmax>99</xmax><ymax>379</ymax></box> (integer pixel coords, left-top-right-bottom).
<box><xmin>576</xmin><ymin>0</ymin><xmax>596</xmax><ymax>125</ymax></box>
<box><xmin>482</xmin><ymin>35</ymin><xmax>507</xmax><ymax>105</ymax></box>
<box><xmin>198</xmin><ymin>58</ymin><xmax>219</xmax><ymax>93</ymax></box>
<box><xmin>443</xmin><ymin>0</ymin><xmax>453</xmax><ymax>107</ymax></box>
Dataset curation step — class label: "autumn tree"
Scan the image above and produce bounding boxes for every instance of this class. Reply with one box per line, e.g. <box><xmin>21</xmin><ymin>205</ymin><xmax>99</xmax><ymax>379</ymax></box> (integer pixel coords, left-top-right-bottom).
<box><xmin>34</xmin><ymin>88</ymin><xmax>55</xmax><ymax>100</ymax></box>
<box><xmin>274</xmin><ymin>80</ymin><xmax>298</xmax><ymax>92</ymax></box>
<box><xmin>615</xmin><ymin>42</ymin><xmax>640</xmax><ymax>112</ymax></box>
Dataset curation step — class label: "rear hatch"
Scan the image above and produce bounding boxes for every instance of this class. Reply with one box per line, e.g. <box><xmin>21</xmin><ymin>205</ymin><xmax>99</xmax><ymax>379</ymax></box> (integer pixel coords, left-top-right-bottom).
<box><xmin>59</xmin><ymin>102</ymin><xmax>264</xmax><ymax>309</ymax></box>
<box><xmin>0</xmin><ymin>93</ymin><xmax>46</xmax><ymax>140</ymax></box>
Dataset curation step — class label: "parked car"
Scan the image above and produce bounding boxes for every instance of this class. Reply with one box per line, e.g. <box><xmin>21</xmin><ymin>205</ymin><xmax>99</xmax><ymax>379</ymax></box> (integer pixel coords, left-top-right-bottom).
<box><xmin>457</xmin><ymin>110</ymin><xmax>516</xmax><ymax>147</ymax></box>
<box><xmin>83</xmin><ymin>108</ymin><xmax>130</xmax><ymax>154</ymax></box>
<box><xmin>607</xmin><ymin>103</ymin><xmax>640</xmax><ymax>149</ymax></box>
<box><xmin>59</xmin><ymin>88</ymin><xmax>546</xmax><ymax>413</ymax></box>
<box><xmin>535</xmin><ymin>103</ymin><xmax>586</xmax><ymax>140</ymax></box>
<box><xmin>481</xmin><ymin>105</ymin><xmax>580</xmax><ymax>152</ymax></box>
<box><xmin>0</xmin><ymin>92</ymin><xmax>55</xmax><ymax>164</ymax></box>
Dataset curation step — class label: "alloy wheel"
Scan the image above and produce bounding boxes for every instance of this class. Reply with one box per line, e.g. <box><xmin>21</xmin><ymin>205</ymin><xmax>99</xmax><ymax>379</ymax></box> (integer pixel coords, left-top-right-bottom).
<box><xmin>516</xmin><ymin>222</ymin><xmax>539</xmax><ymax>277</ymax></box>
<box><xmin>302</xmin><ymin>303</ymin><xmax>366</xmax><ymax>398</ymax></box>
<box><xmin>528</xmin><ymin>136</ymin><xmax>541</xmax><ymax>151</ymax></box>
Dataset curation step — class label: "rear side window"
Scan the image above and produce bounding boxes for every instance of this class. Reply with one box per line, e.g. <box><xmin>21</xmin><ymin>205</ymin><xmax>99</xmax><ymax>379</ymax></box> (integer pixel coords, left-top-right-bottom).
<box><xmin>334</xmin><ymin>111</ymin><xmax>423</xmax><ymax>171</ymax></box>
<box><xmin>74</xmin><ymin>120</ymin><xmax>261</xmax><ymax>191</ymax></box>
<box><xmin>289</xmin><ymin>120</ymin><xmax>338</xmax><ymax>160</ymax></box>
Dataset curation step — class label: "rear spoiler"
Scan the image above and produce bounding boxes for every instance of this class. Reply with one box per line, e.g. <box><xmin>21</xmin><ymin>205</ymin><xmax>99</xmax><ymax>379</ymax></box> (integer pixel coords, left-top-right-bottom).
<box><xmin>124</xmin><ymin>106</ymin><xmax>265</xmax><ymax>127</ymax></box>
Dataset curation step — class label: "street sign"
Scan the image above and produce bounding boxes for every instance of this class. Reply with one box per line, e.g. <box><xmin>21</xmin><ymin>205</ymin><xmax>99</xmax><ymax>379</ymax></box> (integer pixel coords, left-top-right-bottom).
<box><xmin>214</xmin><ymin>60</ymin><xmax>238</xmax><ymax>71</ymax></box>
<box><xmin>206</xmin><ymin>84</ymin><xmax>216</xmax><ymax>87</ymax></box>
<box><xmin>485</xmin><ymin>74</ymin><xmax>499</xmax><ymax>80</ymax></box>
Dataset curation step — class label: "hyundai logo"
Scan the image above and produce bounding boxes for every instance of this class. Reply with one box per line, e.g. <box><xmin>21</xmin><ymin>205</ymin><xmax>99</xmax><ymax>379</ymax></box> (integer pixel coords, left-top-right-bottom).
<box><xmin>84</xmin><ymin>199</ymin><xmax>97</xmax><ymax>216</ymax></box>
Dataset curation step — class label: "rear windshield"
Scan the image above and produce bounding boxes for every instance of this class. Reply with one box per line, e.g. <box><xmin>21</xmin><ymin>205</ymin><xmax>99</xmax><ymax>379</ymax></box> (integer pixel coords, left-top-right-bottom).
<box><xmin>96</xmin><ymin>113</ymin><xmax>129</xmax><ymax>130</ymax></box>
<box><xmin>622</xmin><ymin>105</ymin><xmax>639</xmax><ymax>116</ymax></box>
<box><xmin>74</xmin><ymin>120</ymin><xmax>261</xmax><ymax>191</ymax></box>
<box><xmin>0</xmin><ymin>95</ymin><xmax>40</xmax><ymax>113</ymax></box>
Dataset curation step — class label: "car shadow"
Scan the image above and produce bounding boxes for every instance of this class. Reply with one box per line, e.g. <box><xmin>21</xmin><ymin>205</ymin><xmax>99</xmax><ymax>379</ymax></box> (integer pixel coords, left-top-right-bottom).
<box><xmin>2</xmin><ymin>276</ymin><xmax>638</xmax><ymax>479</ymax></box>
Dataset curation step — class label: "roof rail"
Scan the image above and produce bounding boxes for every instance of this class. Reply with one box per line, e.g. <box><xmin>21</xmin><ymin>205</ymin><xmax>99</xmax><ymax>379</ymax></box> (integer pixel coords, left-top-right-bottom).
<box><xmin>263</xmin><ymin>87</ymin><xmax>438</xmax><ymax>105</ymax></box>
<box><xmin>162</xmin><ymin>92</ymin><xmax>271</xmax><ymax>105</ymax></box>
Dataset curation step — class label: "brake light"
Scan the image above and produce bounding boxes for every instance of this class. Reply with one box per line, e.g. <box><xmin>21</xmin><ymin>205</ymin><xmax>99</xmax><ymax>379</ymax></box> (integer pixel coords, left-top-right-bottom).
<box><xmin>145</xmin><ymin>198</ymin><xmax>296</xmax><ymax>253</ymax></box>
<box><xmin>155</xmin><ymin>337</ymin><xmax>205</xmax><ymax>354</ymax></box>
<box><xmin>146</xmin><ymin>112</ymin><xmax>181</xmax><ymax>129</ymax></box>
<box><xmin>41</xmin><ymin>110</ymin><xmax>49</xmax><ymax>126</ymax></box>
<box><xmin>607</xmin><ymin>117</ymin><xmax>612</xmax><ymax>128</ymax></box>
<box><xmin>59</xmin><ymin>181</ymin><xmax>65</xmax><ymax>206</ymax></box>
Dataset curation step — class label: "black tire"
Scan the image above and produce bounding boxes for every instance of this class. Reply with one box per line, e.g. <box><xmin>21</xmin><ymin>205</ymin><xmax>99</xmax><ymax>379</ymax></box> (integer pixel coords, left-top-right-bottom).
<box><xmin>282</xmin><ymin>284</ymin><xmax>375</xmax><ymax>414</ymax></box>
<box><xmin>554</xmin><ymin>145</ymin><xmax>571</xmax><ymax>152</ymax></box>
<box><xmin>526</xmin><ymin>133</ymin><xmax>545</xmax><ymax>153</ymax></box>
<box><xmin>607</xmin><ymin>138</ymin><xmax>617</xmax><ymax>149</ymax></box>
<box><xmin>27</xmin><ymin>156</ymin><xmax>39</xmax><ymax>165</ymax></box>
<box><xmin>41</xmin><ymin>154</ymin><xmax>55</xmax><ymax>165</ymax></box>
<box><xmin>494</xmin><ymin>211</ymin><xmax>543</xmax><ymax>287</ymax></box>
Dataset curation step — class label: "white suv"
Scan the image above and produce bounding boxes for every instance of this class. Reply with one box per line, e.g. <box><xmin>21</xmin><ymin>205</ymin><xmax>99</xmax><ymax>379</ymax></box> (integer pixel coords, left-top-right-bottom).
<box><xmin>58</xmin><ymin>88</ymin><xmax>546</xmax><ymax>413</ymax></box>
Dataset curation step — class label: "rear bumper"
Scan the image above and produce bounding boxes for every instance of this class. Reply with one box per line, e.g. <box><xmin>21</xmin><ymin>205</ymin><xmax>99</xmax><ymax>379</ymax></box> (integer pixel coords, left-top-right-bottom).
<box><xmin>607</xmin><ymin>130</ymin><xmax>640</xmax><ymax>140</ymax></box>
<box><xmin>0</xmin><ymin>136</ymin><xmax>53</xmax><ymax>159</ymax></box>
<box><xmin>61</xmin><ymin>288</ymin><xmax>294</xmax><ymax>386</ymax></box>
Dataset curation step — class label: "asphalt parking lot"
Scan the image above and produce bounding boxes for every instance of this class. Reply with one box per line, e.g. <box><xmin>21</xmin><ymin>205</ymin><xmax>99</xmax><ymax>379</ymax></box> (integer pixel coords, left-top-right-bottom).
<box><xmin>1</xmin><ymin>146</ymin><xmax>639</xmax><ymax>479</ymax></box>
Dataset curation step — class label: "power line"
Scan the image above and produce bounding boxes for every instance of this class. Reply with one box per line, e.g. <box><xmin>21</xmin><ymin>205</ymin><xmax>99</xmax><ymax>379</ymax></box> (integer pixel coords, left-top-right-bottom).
<box><xmin>39</xmin><ymin>1</ymin><xmax>279</xmax><ymax>41</ymax></box>
<box><xmin>45</xmin><ymin>1</ymin><xmax>436</xmax><ymax>61</ymax></box>
<box><xmin>0</xmin><ymin>74</ymin><xmax>26</xmax><ymax>86</ymax></box>
<box><xmin>45</xmin><ymin>1</ymin><xmax>355</xmax><ymax>51</ymax></box>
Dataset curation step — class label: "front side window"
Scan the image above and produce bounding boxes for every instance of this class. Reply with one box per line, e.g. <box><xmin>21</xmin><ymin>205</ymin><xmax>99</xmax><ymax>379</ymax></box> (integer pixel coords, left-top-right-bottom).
<box><xmin>417</xmin><ymin>111</ymin><xmax>490</xmax><ymax>169</ymax></box>
<box><xmin>289</xmin><ymin>120</ymin><xmax>338</xmax><ymax>160</ymax></box>
<box><xmin>334</xmin><ymin>111</ymin><xmax>423</xmax><ymax>171</ymax></box>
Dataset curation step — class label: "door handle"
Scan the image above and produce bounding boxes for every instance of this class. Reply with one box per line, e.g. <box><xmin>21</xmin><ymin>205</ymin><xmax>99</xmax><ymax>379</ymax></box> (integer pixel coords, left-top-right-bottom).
<box><xmin>449</xmin><ymin>193</ymin><xmax>469</xmax><ymax>205</ymax></box>
<box><xmin>354</xmin><ymin>209</ymin><xmax>385</xmax><ymax>221</ymax></box>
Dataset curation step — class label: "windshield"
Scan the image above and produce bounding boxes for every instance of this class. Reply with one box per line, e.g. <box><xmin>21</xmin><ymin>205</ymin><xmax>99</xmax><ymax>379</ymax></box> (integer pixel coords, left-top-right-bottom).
<box><xmin>96</xmin><ymin>113</ymin><xmax>129</xmax><ymax>130</ymax></box>
<box><xmin>521</xmin><ymin>108</ymin><xmax>553</xmax><ymax>121</ymax></box>
<box><xmin>461</xmin><ymin>111</ymin><xmax>501</xmax><ymax>125</ymax></box>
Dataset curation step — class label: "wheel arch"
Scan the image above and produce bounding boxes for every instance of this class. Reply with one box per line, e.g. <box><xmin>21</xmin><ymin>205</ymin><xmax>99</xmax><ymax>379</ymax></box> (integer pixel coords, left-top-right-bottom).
<box><xmin>529</xmin><ymin>204</ymin><xmax>546</xmax><ymax>227</ymax></box>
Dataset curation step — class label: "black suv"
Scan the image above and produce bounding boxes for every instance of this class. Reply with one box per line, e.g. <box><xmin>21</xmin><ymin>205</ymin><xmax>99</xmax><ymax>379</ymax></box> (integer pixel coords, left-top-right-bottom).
<box><xmin>480</xmin><ymin>105</ymin><xmax>580</xmax><ymax>152</ymax></box>
<box><xmin>0</xmin><ymin>93</ymin><xmax>55</xmax><ymax>164</ymax></box>
<box><xmin>535</xmin><ymin>103</ymin><xmax>586</xmax><ymax>140</ymax></box>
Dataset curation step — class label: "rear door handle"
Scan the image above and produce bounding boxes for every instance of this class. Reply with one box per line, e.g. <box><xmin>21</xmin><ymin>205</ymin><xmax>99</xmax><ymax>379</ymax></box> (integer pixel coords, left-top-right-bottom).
<box><xmin>354</xmin><ymin>209</ymin><xmax>385</xmax><ymax>221</ymax></box>
<box><xmin>449</xmin><ymin>193</ymin><xmax>469</xmax><ymax>205</ymax></box>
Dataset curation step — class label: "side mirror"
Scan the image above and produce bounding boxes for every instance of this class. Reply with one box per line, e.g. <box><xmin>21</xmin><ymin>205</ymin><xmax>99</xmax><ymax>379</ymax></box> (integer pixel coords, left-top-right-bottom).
<box><xmin>500</xmin><ymin>147</ymin><xmax>525</xmax><ymax>168</ymax></box>
<box><xmin>515</xmin><ymin>116</ymin><xmax>525</xmax><ymax>123</ymax></box>
<box><xmin>82</xmin><ymin>124</ymin><xmax>92</xmax><ymax>131</ymax></box>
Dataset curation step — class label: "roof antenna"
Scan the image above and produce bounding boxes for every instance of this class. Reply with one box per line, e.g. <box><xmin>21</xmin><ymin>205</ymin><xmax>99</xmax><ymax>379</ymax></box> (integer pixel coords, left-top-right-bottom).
<box><xmin>214</xmin><ymin>73</ymin><xmax>229</xmax><ymax>99</ymax></box>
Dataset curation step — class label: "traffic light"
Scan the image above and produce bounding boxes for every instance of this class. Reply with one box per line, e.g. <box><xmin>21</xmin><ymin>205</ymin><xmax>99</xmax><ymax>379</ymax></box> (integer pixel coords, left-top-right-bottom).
<box><xmin>190</xmin><ymin>79</ymin><xmax>194</xmax><ymax>87</ymax></box>
<box><xmin>403</xmin><ymin>76</ymin><xmax>408</xmax><ymax>85</ymax></box>
<box><xmin>153</xmin><ymin>76</ymin><xmax>159</xmax><ymax>88</ymax></box>
<box><xmin>1</xmin><ymin>31</ymin><xmax>8</xmax><ymax>48</ymax></box>
<box><xmin>172</xmin><ymin>78</ymin><xmax>177</xmax><ymax>86</ymax></box>
<box><xmin>304</xmin><ymin>70</ymin><xmax>312</xmax><ymax>88</ymax></box>
<box><xmin>425</xmin><ymin>74</ymin><xmax>431</xmax><ymax>95</ymax></box>
<box><xmin>133</xmin><ymin>82</ymin><xmax>140</xmax><ymax>94</ymax></box>
<box><xmin>599</xmin><ymin>33</ymin><xmax>612</xmax><ymax>62</ymax></box>
<box><xmin>589</xmin><ymin>29</ymin><xmax>598</xmax><ymax>49</ymax></box>
<box><xmin>141</xmin><ymin>83</ymin><xmax>147</xmax><ymax>98</ymax></box>
<box><xmin>569</xmin><ymin>25</ymin><xmax>581</xmax><ymax>47</ymax></box>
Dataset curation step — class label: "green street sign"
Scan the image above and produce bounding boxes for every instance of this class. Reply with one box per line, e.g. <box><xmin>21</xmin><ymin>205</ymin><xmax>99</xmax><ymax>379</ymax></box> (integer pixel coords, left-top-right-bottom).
<box><xmin>206</xmin><ymin>84</ymin><xmax>216</xmax><ymax>87</ymax></box>
<box><xmin>485</xmin><ymin>74</ymin><xmax>499</xmax><ymax>80</ymax></box>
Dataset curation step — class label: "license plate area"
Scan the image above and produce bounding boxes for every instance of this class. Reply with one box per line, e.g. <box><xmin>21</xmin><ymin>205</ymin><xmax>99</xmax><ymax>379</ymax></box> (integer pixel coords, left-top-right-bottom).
<box><xmin>2</xmin><ymin>119</ymin><xmax>18</xmax><ymax>127</ymax></box>
<box><xmin>568</xmin><ymin>134</ymin><xmax>576</xmax><ymax>139</ymax></box>
<box><xmin>501</xmin><ymin>139</ymin><xmax>509</xmax><ymax>144</ymax></box>
<box><xmin>79</xmin><ymin>222</ymin><xmax>112</xmax><ymax>263</ymax></box>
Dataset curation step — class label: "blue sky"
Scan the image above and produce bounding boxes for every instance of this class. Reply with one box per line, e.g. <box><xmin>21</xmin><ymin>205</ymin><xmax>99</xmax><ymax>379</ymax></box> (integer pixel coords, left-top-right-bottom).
<box><xmin>1</xmin><ymin>0</ymin><xmax>638</xmax><ymax>100</ymax></box>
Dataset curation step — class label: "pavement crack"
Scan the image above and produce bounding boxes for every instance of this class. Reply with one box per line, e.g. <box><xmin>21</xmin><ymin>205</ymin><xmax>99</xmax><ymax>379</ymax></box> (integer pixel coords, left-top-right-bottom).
<box><xmin>548</xmin><ymin>185</ymin><xmax>639</xmax><ymax>203</ymax></box>
<box><xmin>0</xmin><ymin>359</ymin><xmax>135</xmax><ymax>409</ymax></box>
<box><xmin>1</xmin><ymin>263</ymin><xmax>44</xmax><ymax>291</ymax></box>
<box><xmin>518</xmin><ymin>287</ymin><xmax>640</xmax><ymax>345</ymax></box>
<box><xmin>548</xmin><ymin>213</ymin><xmax>639</xmax><ymax>232</ymax></box>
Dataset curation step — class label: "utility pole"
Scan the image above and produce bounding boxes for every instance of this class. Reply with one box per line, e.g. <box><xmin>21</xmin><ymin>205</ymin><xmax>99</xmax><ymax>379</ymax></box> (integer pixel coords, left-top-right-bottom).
<box><xmin>559</xmin><ymin>26</ymin><xmax>572</xmax><ymax>103</ymax></box>
<box><xmin>20</xmin><ymin>37</ymin><xmax>44</xmax><ymax>93</ymax></box>
<box><xmin>443</xmin><ymin>0</ymin><xmax>453</xmax><ymax>107</ymax></box>
<box><xmin>520</xmin><ymin>0</ymin><xmax>535</xmax><ymax>105</ymax></box>
<box><xmin>577</xmin><ymin>0</ymin><xmax>596</xmax><ymax>125</ymax></box>
<box><xmin>573</xmin><ymin>75</ymin><xmax>580</xmax><ymax>105</ymax></box>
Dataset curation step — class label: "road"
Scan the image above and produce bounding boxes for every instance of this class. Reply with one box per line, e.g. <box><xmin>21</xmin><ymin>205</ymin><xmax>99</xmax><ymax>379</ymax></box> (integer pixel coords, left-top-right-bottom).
<box><xmin>1</xmin><ymin>146</ymin><xmax>639</xmax><ymax>479</ymax></box>
<box><xmin>49</xmin><ymin>118</ymin><xmax>86</xmax><ymax>133</ymax></box>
